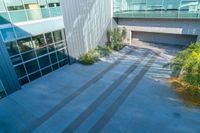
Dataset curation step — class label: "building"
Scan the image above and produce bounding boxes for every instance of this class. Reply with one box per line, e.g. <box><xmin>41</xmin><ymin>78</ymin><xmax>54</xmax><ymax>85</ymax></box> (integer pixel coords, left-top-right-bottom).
<box><xmin>0</xmin><ymin>0</ymin><xmax>69</xmax><ymax>96</ymax></box>
<box><xmin>113</xmin><ymin>0</ymin><xmax>200</xmax><ymax>45</ymax></box>
<box><xmin>0</xmin><ymin>0</ymin><xmax>200</xmax><ymax>97</ymax></box>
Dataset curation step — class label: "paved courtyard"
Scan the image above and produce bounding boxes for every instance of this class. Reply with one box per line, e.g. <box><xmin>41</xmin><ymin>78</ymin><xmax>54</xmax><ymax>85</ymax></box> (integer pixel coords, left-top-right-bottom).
<box><xmin>0</xmin><ymin>44</ymin><xmax>200</xmax><ymax>133</ymax></box>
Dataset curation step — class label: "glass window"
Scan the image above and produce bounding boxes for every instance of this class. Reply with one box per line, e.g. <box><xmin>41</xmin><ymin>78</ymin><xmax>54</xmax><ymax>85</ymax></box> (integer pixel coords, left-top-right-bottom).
<box><xmin>17</xmin><ymin>37</ymin><xmax>34</xmax><ymax>53</ymax></box>
<box><xmin>25</xmin><ymin>60</ymin><xmax>39</xmax><ymax>74</ymax></box>
<box><xmin>57</xmin><ymin>49</ymin><xmax>67</xmax><ymax>61</ymax></box>
<box><xmin>29</xmin><ymin>71</ymin><xmax>41</xmax><ymax>81</ymax></box>
<box><xmin>38</xmin><ymin>55</ymin><xmax>50</xmax><ymax>68</ymax></box>
<box><xmin>36</xmin><ymin>47</ymin><xmax>48</xmax><ymax>56</ymax></box>
<box><xmin>32</xmin><ymin>34</ymin><xmax>46</xmax><ymax>48</ymax></box>
<box><xmin>53</xmin><ymin>30</ymin><xmax>63</xmax><ymax>42</ymax></box>
<box><xmin>45</xmin><ymin>32</ymin><xmax>53</xmax><ymax>44</ymax></box>
<box><xmin>22</xmin><ymin>50</ymin><xmax>36</xmax><ymax>61</ymax></box>
<box><xmin>7</xmin><ymin>6</ymin><xmax>24</xmax><ymax>11</ymax></box>
<box><xmin>41</xmin><ymin>66</ymin><xmax>52</xmax><ymax>76</ymax></box>
<box><xmin>50</xmin><ymin>52</ymin><xmax>57</xmax><ymax>63</ymax></box>
<box><xmin>48</xmin><ymin>0</ymin><xmax>60</xmax><ymax>3</ymax></box>
<box><xmin>5</xmin><ymin>0</ymin><xmax>23</xmax><ymax>6</ymax></box>
<box><xmin>55</xmin><ymin>41</ymin><xmax>64</xmax><ymax>50</ymax></box>
<box><xmin>19</xmin><ymin>76</ymin><xmax>29</xmax><ymax>85</ymax></box>
<box><xmin>48</xmin><ymin>44</ymin><xmax>55</xmax><ymax>52</ymax></box>
<box><xmin>14</xmin><ymin>64</ymin><xmax>27</xmax><ymax>78</ymax></box>
<box><xmin>52</xmin><ymin>63</ymin><xmax>59</xmax><ymax>70</ymax></box>
<box><xmin>39</xmin><ymin>0</ymin><xmax>48</xmax><ymax>7</ymax></box>
<box><xmin>59</xmin><ymin>59</ymin><xmax>68</xmax><ymax>67</ymax></box>
<box><xmin>11</xmin><ymin>55</ymin><xmax>23</xmax><ymax>65</ymax></box>
<box><xmin>48</xmin><ymin>3</ymin><xmax>60</xmax><ymax>7</ymax></box>
<box><xmin>23</xmin><ymin>0</ymin><xmax>38</xmax><ymax>4</ymax></box>
<box><xmin>6</xmin><ymin>0</ymin><xmax>24</xmax><ymax>11</ymax></box>
<box><xmin>5</xmin><ymin>41</ymin><xmax>19</xmax><ymax>56</ymax></box>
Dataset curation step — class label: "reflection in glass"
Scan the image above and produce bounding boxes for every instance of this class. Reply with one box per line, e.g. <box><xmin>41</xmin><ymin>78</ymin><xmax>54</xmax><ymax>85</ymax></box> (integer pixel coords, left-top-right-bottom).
<box><xmin>22</xmin><ymin>50</ymin><xmax>36</xmax><ymax>61</ymax></box>
<box><xmin>29</xmin><ymin>71</ymin><xmax>41</xmax><ymax>81</ymax></box>
<box><xmin>19</xmin><ymin>76</ymin><xmax>29</xmax><ymax>85</ymax></box>
<box><xmin>45</xmin><ymin>32</ymin><xmax>53</xmax><ymax>44</ymax></box>
<box><xmin>25</xmin><ymin>60</ymin><xmax>39</xmax><ymax>74</ymax></box>
<box><xmin>38</xmin><ymin>55</ymin><xmax>50</xmax><ymax>68</ymax></box>
<box><xmin>53</xmin><ymin>30</ymin><xmax>63</xmax><ymax>42</ymax></box>
<box><xmin>32</xmin><ymin>34</ymin><xmax>46</xmax><ymax>48</ymax></box>
<box><xmin>17</xmin><ymin>38</ymin><xmax>34</xmax><ymax>53</ymax></box>
<box><xmin>5</xmin><ymin>41</ymin><xmax>19</xmax><ymax>56</ymax></box>
<box><xmin>14</xmin><ymin>64</ymin><xmax>27</xmax><ymax>78</ymax></box>
<box><xmin>4</xmin><ymin>29</ymin><xmax>68</xmax><ymax>85</ymax></box>
<box><xmin>11</xmin><ymin>55</ymin><xmax>22</xmax><ymax>65</ymax></box>
<box><xmin>41</xmin><ymin>66</ymin><xmax>52</xmax><ymax>76</ymax></box>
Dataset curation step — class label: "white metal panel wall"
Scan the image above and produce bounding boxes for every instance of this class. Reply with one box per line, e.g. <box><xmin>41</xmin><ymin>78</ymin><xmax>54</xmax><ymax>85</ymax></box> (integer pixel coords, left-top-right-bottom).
<box><xmin>61</xmin><ymin>0</ymin><xmax>112</xmax><ymax>59</ymax></box>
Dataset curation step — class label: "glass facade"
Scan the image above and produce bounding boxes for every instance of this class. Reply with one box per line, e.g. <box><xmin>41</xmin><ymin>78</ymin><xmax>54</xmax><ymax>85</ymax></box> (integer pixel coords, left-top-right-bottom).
<box><xmin>5</xmin><ymin>29</ymin><xmax>69</xmax><ymax>85</ymax></box>
<box><xmin>0</xmin><ymin>0</ymin><xmax>61</xmax><ymax>24</ymax></box>
<box><xmin>113</xmin><ymin>0</ymin><xmax>200</xmax><ymax>19</ymax></box>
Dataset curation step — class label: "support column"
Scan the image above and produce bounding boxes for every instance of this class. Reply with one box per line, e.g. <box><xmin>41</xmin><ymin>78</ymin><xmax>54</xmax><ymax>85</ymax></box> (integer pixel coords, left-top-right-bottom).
<box><xmin>127</xmin><ymin>29</ymin><xmax>132</xmax><ymax>44</ymax></box>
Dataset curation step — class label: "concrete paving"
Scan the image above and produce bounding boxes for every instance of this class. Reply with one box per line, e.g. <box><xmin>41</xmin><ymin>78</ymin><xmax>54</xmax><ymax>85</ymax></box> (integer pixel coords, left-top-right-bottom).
<box><xmin>0</xmin><ymin>44</ymin><xmax>200</xmax><ymax>133</ymax></box>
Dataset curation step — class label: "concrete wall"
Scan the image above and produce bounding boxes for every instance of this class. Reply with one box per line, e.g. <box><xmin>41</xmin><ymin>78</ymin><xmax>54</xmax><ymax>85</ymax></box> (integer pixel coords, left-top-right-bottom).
<box><xmin>132</xmin><ymin>31</ymin><xmax>197</xmax><ymax>46</ymax></box>
<box><xmin>117</xmin><ymin>18</ymin><xmax>200</xmax><ymax>44</ymax></box>
<box><xmin>61</xmin><ymin>0</ymin><xmax>112</xmax><ymax>59</ymax></box>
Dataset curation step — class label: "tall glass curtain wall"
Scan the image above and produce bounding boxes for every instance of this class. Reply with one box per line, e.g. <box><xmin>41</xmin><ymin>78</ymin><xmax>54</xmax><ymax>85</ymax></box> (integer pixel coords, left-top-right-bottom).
<box><xmin>113</xmin><ymin>0</ymin><xmax>200</xmax><ymax>18</ymax></box>
<box><xmin>5</xmin><ymin>29</ymin><xmax>69</xmax><ymax>85</ymax></box>
<box><xmin>0</xmin><ymin>0</ymin><xmax>61</xmax><ymax>25</ymax></box>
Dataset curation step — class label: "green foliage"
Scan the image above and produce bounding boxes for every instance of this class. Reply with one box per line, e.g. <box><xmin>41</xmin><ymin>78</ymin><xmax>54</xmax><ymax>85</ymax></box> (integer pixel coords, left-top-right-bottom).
<box><xmin>187</xmin><ymin>87</ymin><xmax>200</xmax><ymax>97</ymax></box>
<box><xmin>79</xmin><ymin>45</ymin><xmax>112</xmax><ymax>65</ymax></box>
<box><xmin>79</xmin><ymin>49</ymin><xmax>99</xmax><ymax>65</ymax></box>
<box><xmin>108</xmin><ymin>27</ymin><xmax>127</xmax><ymax>51</ymax></box>
<box><xmin>170</xmin><ymin>41</ymin><xmax>200</xmax><ymax>87</ymax></box>
<box><xmin>98</xmin><ymin>45</ymin><xmax>112</xmax><ymax>57</ymax></box>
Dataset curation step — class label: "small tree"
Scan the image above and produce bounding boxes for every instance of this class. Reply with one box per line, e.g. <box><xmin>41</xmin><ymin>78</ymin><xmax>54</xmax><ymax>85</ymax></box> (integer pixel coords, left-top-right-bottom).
<box><xmin>108</xmin><ymin>27</ymin><xmax>127</xmax><ymax>51</ymax></box>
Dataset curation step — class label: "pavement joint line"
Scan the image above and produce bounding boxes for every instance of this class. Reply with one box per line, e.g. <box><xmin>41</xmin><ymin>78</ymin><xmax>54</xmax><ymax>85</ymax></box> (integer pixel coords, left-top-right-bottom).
<box><xmin>22</xmin><ymin>48</ymin><xmax>135</xmax><ymax>133</ymax></box>
<box><xmin>89</xmin><ymin>55</ymin><xmax>156</xmax><ymax>133</ymax></box>
<box><xmin>62</xmin><ymin>50</ymin><xmax>150</xmax><ymax>133</ymax></box>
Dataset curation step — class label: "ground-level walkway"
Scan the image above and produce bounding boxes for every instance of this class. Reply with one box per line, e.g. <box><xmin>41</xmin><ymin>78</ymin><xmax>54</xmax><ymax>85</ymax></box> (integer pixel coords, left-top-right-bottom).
<box><xmin>0</xmin><ymin>44</ymin><xmax>200</xmax><ymax>133</ymax></box>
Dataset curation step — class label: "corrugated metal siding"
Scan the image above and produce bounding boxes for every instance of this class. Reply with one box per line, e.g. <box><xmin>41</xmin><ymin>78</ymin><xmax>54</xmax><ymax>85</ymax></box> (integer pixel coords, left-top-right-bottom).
<box><xmin>0</xmin><ymin>34</ymin><xmax>21</xmax><ymax>94</ymax></box>
<box><xmin>61</xmin><ymin>0</ymin><xmax>112</xmax><ymax>59</ymax></box>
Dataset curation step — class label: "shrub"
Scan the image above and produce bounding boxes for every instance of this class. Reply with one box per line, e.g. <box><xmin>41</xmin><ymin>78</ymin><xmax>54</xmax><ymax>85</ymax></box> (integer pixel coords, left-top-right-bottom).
<box><xmin>108</xmin><ymin>27</ymin><xmax>127</xmax><ymax>51</ymax></box>
<box><xmin>79</xmin><ymin>49</ymin><xmax>99</xmax><ymax>65</ymax></box>
<box><xmin>170</xmin><ymin>42</ymin><xmax>200</xmax><ymax>87</ymax></box>
<box><xmin>79</xmin><ymin>45</ymin><xmax>113</xmax><ymax>65</ymax></box>
<box><xmin>169</xmin><ymin>41</ymin><xmax>200</xmax><ymax>99</ymax></box>
<box><xmin>98</xmin><ymin>45</ymin><xmax>112</xmax><ymax>57</ymax></box>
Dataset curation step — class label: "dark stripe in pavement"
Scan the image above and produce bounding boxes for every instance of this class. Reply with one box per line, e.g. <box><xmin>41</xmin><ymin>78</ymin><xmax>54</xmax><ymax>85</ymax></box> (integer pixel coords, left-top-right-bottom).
<box><xmin>22</xmin><ymin>49</ymin><xmax>134</xmax><ymax>132</ymax></box>
<box><xmin>89</xmin><ymin>55</ymin><xmax>156</xmax><ymax>133</ymax></box>
<box><xmin>62</xmin><ymin>51</ymin><xmax>150</xmax><ymax>133</ymax></box>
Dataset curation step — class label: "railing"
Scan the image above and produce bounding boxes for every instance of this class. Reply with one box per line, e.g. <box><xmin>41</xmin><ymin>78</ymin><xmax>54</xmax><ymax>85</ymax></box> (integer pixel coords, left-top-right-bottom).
<box><xmin>113</xmin><ymin>0</ymin><xmax>200</xmax><ymax>19</ymax></box>
<box><xmin>0</xmin><ymin>7</ymin><xmax>62</xmax><ymax>24</ymax></box>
